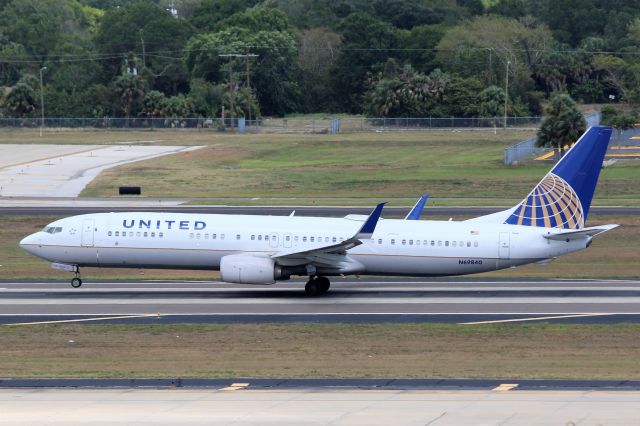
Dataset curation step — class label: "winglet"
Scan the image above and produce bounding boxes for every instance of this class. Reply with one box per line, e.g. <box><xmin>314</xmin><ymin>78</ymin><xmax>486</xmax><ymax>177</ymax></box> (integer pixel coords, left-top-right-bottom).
<box><xmin>405</xmin><ymin>194</ymin><xmax>429</xmax><ymax>220</ymax></box>
<box><xmin>356</xmin><ymin>203</ymin><xmax>385</xmax><ymax>239</ymax></box>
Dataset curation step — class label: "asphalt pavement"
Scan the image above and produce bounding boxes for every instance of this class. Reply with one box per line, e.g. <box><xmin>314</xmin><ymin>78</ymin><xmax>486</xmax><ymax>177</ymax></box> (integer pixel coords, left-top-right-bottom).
<box><xmin>2</xmin><ymin>278</ymin><xmax>639</xmax><ymax>324</ymax></box>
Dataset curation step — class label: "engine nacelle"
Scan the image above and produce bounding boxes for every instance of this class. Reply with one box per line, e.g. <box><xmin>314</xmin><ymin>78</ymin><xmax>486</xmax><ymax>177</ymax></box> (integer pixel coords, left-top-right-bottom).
<box><xmin>220</xmin><ymin>254</ymin><xmax>287</xmax><ymax>284</ymax></box>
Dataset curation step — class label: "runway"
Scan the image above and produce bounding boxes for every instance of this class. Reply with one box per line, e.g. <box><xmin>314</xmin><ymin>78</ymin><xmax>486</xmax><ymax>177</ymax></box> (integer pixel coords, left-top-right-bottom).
<box><xmin>1</xmin><ymin>278</ymin><xmax>640</xmax><ymax>324</ymax></box>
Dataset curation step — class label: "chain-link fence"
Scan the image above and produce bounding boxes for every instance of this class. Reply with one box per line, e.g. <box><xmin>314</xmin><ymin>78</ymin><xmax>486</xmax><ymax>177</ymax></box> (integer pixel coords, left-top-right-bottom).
<box><xmin>0</xmin><ymin>116</ymin><xmax>542</xmax><ymax>133</ymax></box>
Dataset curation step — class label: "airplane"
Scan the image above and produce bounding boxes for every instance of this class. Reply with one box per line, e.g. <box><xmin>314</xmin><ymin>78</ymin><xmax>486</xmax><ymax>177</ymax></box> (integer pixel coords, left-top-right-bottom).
<box><xmin>20</xmin><ymin>126</ymin><xmax>618</xmax><ymax>296</ymax></box>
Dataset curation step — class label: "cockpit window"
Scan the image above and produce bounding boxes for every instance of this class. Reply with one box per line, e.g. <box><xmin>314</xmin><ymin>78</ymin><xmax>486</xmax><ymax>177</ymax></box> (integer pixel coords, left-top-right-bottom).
<box><xmin>42</xmin><ymin>226</ymin><xmax>63</xmax><ymax>234</ymax></box>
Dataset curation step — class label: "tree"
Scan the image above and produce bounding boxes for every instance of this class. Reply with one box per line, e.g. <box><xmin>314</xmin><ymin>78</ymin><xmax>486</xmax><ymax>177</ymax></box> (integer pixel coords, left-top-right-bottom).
<box><xmin>600</xmin><ymin>105</ymin><xmax>636</xmax><ymax>144</ymax></box>
<box><xmin>536</xmin><ymin>94</ymin><xmax>586</xmax><ymax>156</ymax></box>
<box><xmin>95</xmin><ymin>2</ymin><xmax>193</xmax><ymax>94</ymax></box>
<box><xmin>2</xmin><ymin>75</ymin><xmax>38</xmax><ymax>117</ymax></box>
<box><xmin>332</xmin><ymin>13</ymin><xmax>400</xmax><ymax>113</ymax></box>
<box><xmin>479</xmin><ymin>85</ymin><xmax>505</xmax><ymax>129</ymax></box>
<box><xmin>113</xmin><ymin>73</ymin><xmax>146</xmax><ymax>118</ymax></box>
<box><xmin>364</xmin><ymin>63</ymin><xmax>449</xmax><ymax>117</ymax></box>
<box><xmin>185</xmin><ymin>8</ymin><xmax>299</xmax><ymax>116</ymax></box>
<box><xmin>297</xmin><ymin>27</ymin><xmax>342</xmax><ymax>112</ymax></box>
<box><xmin>189</xmin><ymin>0</ymin><xmax>259</xmax><ymax>32</ymax></box>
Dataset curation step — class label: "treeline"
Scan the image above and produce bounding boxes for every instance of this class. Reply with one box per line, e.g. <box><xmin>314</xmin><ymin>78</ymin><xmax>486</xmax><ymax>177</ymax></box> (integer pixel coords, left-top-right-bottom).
<box><xmin>2</xmin><ymin>0</ymin><xmax>640</xmax><ymax>119</ymax></box>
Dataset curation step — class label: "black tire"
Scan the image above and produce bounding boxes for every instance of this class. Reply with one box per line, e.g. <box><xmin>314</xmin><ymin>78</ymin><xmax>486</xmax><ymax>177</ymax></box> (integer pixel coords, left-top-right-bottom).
<box><xmin>71</xmin><ymin>277</ymin><xmax>82</xmax><ymax>288</ymax></box>
<box><xmin>305</xmin><ymin>279</ymin><xmax>321</xmax><ymax>296</ymax></box>
<box><xmin>317</xmin><ymin>276</ymin><xmax>330</xmax><ymax>294</ymax></box>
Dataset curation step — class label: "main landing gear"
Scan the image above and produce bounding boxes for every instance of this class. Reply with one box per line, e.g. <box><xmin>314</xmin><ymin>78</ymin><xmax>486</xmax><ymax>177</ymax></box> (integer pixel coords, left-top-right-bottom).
<box><xmin>70</xmin><ymin>267</ymin><xmax>82</xmax><ymax>288</ymax></box>
<box><xmin>305</xmin><ymin>276</ymin><xmax>330</xmax><ymax>296</ymax></box>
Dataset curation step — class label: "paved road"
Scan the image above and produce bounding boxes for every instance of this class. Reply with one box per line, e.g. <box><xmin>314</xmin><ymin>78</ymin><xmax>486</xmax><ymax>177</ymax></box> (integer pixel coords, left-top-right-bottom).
<box><xmin>1</xmin><ymin>205</ymin><xmax>638</xmax><ymax>217</ymax></box>
<box><xmin>2</xmin><ymin>278</ymin><xmax>640</xmax><ymax>324</ymax></box>
<box><xmin>2</xmin><ymin>387</ymin><xmax>639</xmax><ymax>425</ymax></box>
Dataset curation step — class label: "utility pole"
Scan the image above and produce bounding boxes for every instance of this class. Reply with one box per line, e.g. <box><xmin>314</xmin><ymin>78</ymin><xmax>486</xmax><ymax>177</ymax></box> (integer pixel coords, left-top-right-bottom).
<box><xmin>39</xmin><ymin>66</ymin><xmax>47</xmax><ymax>137</ymax></box>
<box><xmin>219</xmin><ymin>53</ymin><xmax>258</xmax><ymax>125</ymax></box>
<box><xmin>503</xmin><ymin>60</ymin><xmax>510</xmax><ymax>129</ymax></box>
<box><xmin>140</xmin><ymin>29</ymin><xmax>146</xmax><ymax>68</ymax></box>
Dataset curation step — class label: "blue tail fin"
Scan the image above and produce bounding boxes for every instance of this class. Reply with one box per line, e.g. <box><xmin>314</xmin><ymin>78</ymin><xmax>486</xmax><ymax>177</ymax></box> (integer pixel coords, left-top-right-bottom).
<box><xmin>504</xmin><ymin>126</ymin><xmax>612</xmax><ymax>229</ymax></box>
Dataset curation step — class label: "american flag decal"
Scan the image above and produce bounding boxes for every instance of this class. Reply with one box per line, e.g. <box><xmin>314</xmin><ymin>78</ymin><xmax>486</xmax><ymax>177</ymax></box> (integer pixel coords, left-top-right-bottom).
<box><xmin>504</xmin><ymin>173</ymin><xmax>584</xmax><ymax>229</ymax></box>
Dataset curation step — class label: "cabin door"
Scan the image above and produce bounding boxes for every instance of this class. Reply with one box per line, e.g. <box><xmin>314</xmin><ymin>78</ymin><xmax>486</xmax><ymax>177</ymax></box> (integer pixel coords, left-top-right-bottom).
<box><xmin>81</xmin><ymin>219</ymin><xmax>95</xmax><ymax>247</ymax></box>
<box><xmin>499</xmin><ymin>232</ymin><xmax>510</xmax><ymax>259</ymax></box>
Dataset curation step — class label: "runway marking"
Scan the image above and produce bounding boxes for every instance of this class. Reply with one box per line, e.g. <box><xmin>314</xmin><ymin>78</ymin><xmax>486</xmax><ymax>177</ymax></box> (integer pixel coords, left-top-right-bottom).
<box><xmin>220</xmin><ymin>383</ymin><xmax>250</xmax><ymax>391</ymax></box>
<box><xmin>492</xmin><ymin>384</ymin><xmax>518</xmax><ymax>391</ymax></box>
<box><xmin>459</xmin><ymin>313</ymin><xmax>612</xmax><ymax>325</ymax></box>
<box><xmin>4</xmin><ymin>313</ymin><xmax>162</xmax><ymax>326</ymax></box>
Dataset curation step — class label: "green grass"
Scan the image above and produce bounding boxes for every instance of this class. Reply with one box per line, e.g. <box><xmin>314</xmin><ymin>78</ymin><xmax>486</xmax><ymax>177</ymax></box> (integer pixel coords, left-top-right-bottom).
<box><xmin>1</xmin><ymin>323</ymin><xmax>639</xmax><ymax>379</ymax></box>
<box><xmin>76</xmin><ymin>130</ymin><xmax>640</xmax><ymax>199</ymax></box>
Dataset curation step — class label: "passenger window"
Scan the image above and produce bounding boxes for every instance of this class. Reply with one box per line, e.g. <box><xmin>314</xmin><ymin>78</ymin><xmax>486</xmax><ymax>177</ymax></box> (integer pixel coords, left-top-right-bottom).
<box><xmin>416</xmin><ymin>240</ymin><xmax>420</xmax><ymax>245</ymax></box>
<box><xmin>129</xmin><ymin>232</ymin><xmax>133</xmax><ymax>237</ymax></box>
<box><xmin>460</xmin><ymin>241</ymin><xmax>464</xmax><ymax>247</ymax></box>
<box><xmin>286</xmin><ymin>236</ymin><xmax>290</xmax><ymax>241</ymax></box>
<box><xmin>189</xmin><ymin>233</ymin><xmax>194</xmax><ymax>239</ymax></box>
<box><xmin>212</xmin><ymin>234</ymin><xmax>217</xmax><ymax>239</ymax></box>
<box><xmin>221</xmin><ymin>234</ymin><xmax>225</xmax><ymax>240</ymax></box>
<box><xmin>204</xmin><ymin>234</ymin><xmax>209</xmax><ymax>239</ymax></box>
<box><xmin>108</xmin><ymin>231</ymin><xmax>113</xmax><ymax>236</ymax></box>
<box><xmin>378</xmin><ymin>239</ymin><xmax>382</xmax><ymax>244</ymax></box>
<box><xmin>438</xmin><ymin>241</ymin><xmax>442</xmax><ymax>246</ymax></box>
<box><xmin>452</xmin><ymin>241</ymin><xmax>456</xmax><ymax>247</ymax></box>
<box><xmin>303</xmin><ymin>236</ymin><xmax>307</xmax><ymax>242</ymax></box>
<box><xmin>258</xmin><ymin>235</ymin><xmax>262</xmax><ymax>241</ymax></box>
<box><xmin>445</xmin><ymin>241</ymin><xmax>449</xmax><ymax>247</ymax></box>
<box><xmin>391</xmin><ymin>239</ymin><xmax>395</xmax><ymax>245</ymax></box>
<box><xmin>474</xmin><ymin>241</ymin><xmax>478</xmax><ymax>247</ymax></box>
<box><xmin>431</xmin><ymin>240</ymin><xmax>435</xmax><ymax>246</ymax></box>
<box><xmin>144</xmin><ymin>232</ymin><xmax>148</xmax><ymax>237</ymax></box>
<box><xmin>196</xmin><ymin>233</ymin><xmax>200</xmax><ymax>239</ymax></box>
<box><xmin>159</xmin><ymin>232</ymin><xmax>164</xmax><ymax>238</ymax></box>
<box><xmin>409</xmin><ymin>240</ymin><xmax>413</xmax><ymax>245</ymax></box>
<box><xmin>236</xmin><ymin>234</ymin><xmax>240</xmax><ymax>240</ymax></box>
<box><xmin>115</xmin><ymin>231</ymin><xmax>119</xmax><ymax>237</ymax></box>
<box><xmin>325</xmin><ymin>237</ymin><xmax>329</xmax><ymax>243</ymax></box>
<box><xmin>151</xmin><ymin>232</ymin><xmax>155</xmax><ymax>238</ymax></box>
<box><xmin>310</xmin><ymin>237</ymin><xmax>315</xmax><ymax>242</ymax></box>
<box><xmin>136</xmin><ymin>232</ymin><xmax>141</xmax><ymax>237</ymax></box>
<box><xmin>332</xmin><ymin>237</ymin><xmax>337</xmax><ymax>243</ymax></box>
<box><xmin>264</xmin><ymin>235</ymin><xmax>268</xmax><ymax>241</ymax></box>
<box><xmin>402</xmin><ymin>240</ymin><xmax>406</xmax><ymax>245</ymax></box>
<box><xmin>294</xmin><ymin>236</ymin><xmax>299</xmax><ymax>242</ymax></box>
<box><xmin>467</xmin><ymin>241</ymin><xmax>471</xmax><ymax>247</ymax></box>
<box><xmin>251</xmin><ymin>235</ymin><xmax>255</xmax><ymax>240</ymax></box>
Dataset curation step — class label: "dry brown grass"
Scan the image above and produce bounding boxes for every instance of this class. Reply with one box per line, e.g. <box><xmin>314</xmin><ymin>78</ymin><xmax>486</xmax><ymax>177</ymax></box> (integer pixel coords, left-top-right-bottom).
<box><xmin>1</xmin><ymin>324</ymin><xmax>639</xmax><ymax>379</ymax></box>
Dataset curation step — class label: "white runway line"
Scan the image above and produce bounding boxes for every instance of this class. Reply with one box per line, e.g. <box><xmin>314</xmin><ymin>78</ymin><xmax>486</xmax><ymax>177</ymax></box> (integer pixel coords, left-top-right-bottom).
<box><xmin>459</xmin><ymin>313</ymin><xmax>612</xmax><ymax>325</ymax></box>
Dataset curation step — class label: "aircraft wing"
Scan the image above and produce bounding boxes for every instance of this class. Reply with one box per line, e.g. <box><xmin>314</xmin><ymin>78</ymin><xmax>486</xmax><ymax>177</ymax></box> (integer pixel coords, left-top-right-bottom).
<box><xmin>542</xmin><ymin>224</ymin><xmax>619</xmax><ymax>240</ymax></box>
<box><xmin>271</xmin><ymin>203</ymin><xmax>385</xmax><ymax>263</ymax></box>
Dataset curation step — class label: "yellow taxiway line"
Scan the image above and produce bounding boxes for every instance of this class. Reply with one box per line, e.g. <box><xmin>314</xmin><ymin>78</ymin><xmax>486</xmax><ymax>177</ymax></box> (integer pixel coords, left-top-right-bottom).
<box><xmin>459</xmin><ymin>313</ymin><xmax>611</xmax><ymax>325</ymax></box>
<box><xmin>4</xmin><ymin>313</ymin><xmax>162</xmax><ymax>326</ymax></box>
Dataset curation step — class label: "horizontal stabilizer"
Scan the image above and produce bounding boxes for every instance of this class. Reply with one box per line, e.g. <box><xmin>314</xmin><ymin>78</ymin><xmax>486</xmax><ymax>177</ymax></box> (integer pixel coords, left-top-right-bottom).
<box><xmin>543</xmin><ymin>224</ymin><xmax>618</xmax><ymax>240</ymax></box>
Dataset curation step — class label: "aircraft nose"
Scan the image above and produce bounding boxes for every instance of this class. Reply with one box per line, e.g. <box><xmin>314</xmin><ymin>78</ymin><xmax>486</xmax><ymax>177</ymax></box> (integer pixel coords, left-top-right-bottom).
<box><xmin>19</xmin><ymin>233</ymin><xmax>41</xmax><ymax>254</ymax></box>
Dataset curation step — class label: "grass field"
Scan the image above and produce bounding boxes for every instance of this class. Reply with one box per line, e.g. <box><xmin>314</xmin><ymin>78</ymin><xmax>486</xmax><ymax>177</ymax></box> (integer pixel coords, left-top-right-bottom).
<box><xmin>1</xmin><ymin>128</ymin><xmax>637</xmax><ymax>202</ymax></box>
<box><xmin>73</xmin><ymin>130</ymin><xmax>638</xmax><ymax>199</ymax></box>
<box><xmin>2</xmin><ymin>214</ymin><xmax>638</xmax><ymax>280</ymax></box>
<box><xmin>1</xmin><ymin>323</ymin><xmax>639</xmax><ymax>379</ymax></box>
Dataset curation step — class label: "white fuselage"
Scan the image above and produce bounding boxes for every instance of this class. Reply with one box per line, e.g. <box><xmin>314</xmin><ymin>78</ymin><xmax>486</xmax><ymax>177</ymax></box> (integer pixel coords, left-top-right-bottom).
<box><xmin>20</xmin><ymin>212</ymin><xmax>590</xmax><ymax>279</ymax></box>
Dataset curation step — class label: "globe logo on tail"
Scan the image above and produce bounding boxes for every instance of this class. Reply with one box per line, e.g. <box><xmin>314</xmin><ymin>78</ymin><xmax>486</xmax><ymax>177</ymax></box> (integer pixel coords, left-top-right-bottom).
<box><xmin>504</xmin><ymin>173</ymin><xmax>584</xmax><ymax>229</ymax></box>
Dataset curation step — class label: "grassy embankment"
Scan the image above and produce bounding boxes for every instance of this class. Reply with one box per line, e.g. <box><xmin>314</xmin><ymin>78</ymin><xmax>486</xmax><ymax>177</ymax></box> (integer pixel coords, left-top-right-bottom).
<box><xmin>1</xmin><ymin>323</ymin><xmax>639</xmax><ymax>379</ymax></box>
<box><xmin>2</xmin><ymin>214</ymin><xmax>638</xmax><ymax>280</ymax></box>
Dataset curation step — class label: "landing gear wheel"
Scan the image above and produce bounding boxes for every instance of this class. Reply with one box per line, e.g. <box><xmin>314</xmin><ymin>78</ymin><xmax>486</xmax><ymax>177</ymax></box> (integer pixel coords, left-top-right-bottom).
<box><xmin>70</xmin><ymin>277</ymin><xmax>82</xmax><ymax>288</ymax></box>
<box><xmin>316</xmin><ymin>276</ymin><xmax>330</xmax><ymax>294</ymax></box>
<box><xmin>305</xmin><ymin>276</ymin><xmax>330</xmax><ymax>296</ymax></box>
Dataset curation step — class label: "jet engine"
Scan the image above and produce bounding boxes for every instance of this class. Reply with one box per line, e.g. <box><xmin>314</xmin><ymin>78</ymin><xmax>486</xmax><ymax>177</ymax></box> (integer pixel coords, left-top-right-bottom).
<box><xmin>220</xmin><ymin>254</ymin><xmax>289</xmax><ymax>284</ymax></box>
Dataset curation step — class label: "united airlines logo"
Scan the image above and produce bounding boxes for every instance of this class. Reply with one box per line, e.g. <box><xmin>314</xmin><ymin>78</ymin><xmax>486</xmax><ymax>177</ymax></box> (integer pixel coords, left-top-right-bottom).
<box><xmin>505</xmin><ymin>173</ymin><xmax>584</xmax><ymax>229</ymax></box>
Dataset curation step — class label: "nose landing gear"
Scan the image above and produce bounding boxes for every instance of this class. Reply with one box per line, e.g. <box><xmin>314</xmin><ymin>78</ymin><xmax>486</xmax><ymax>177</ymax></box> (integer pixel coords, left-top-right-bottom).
<box><xmin>305</xmin><ymin>276</ymin><xmax>330</xmax><ymax>296</ymax></box>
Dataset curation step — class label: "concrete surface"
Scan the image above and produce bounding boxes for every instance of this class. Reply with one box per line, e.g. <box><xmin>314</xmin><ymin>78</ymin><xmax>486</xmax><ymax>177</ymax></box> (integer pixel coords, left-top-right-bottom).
<box><xmin>0</xmin><ymin>145</ymin><xmax>203</xmax><ymax>197</ymax></box>
<box><xmin>1</xmin><ymin>388</ymin><xmax>638</xmax><ymax>425</ymax></box>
